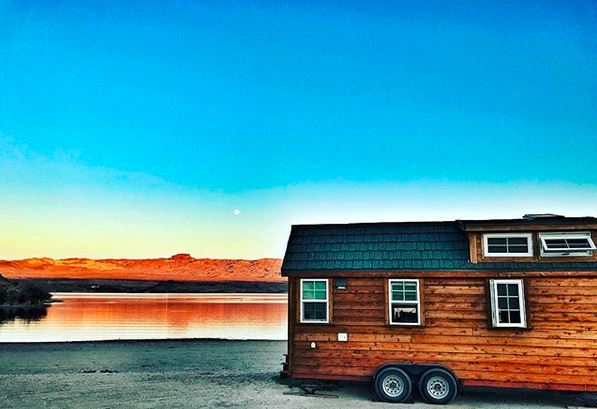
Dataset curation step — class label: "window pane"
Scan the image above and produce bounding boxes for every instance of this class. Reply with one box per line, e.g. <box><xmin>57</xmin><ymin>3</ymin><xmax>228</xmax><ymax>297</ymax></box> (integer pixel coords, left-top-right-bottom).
<box><xmin>404</xmin><ymin>282</ymin><xmax>417</xmax><ymax>291</ymax></box>
<box><xmin>498</xmin><ymin>310</ymin><xmax>510</xmax><ymax>323</ymax></box>
<box><xmin>313</xmin><ymin>289</ymin><xmax>327</xmax><ymax>300</ymax></box>
<box><xmin>488</xmin><ymin>245</ymin><xmax>508</xmax><ymax>253</ymax></box>
<box><xmin>508</xmin><ymin>284</ymin><xmax>519</xmax><ymax>296</ymax></box>
<box><xmin>391</xmin><ymin>303</ymin><xmax>418</xmax><ymax>323</ymax></box>
<box><xmin>314</xmin><ymin>281</ymin><xmax>327</xmax><ymax>291</ymax></box>
<box><xmin>303</xmin><ymin>281</ymin><xmax>326</xmax><ymax>300</ymax></box>
<box><xmin>303</xmin><ymin>281</ymin><xmax>314</xmax><ymax>291</ymax></box>
<box><xmin>497</xmin><ymin>284</ymin><xmax>507</xmax><ymax>296</ymax></box>
<box><xmin>488</xmin><ymin>238</ymin><xmax>507</xmax><ymax>245</ymax></box>
<box><xmin>498</xmin><ymin>297</ymin><xmax>508</xmax><ymax>309</ymax></box>
<box><xmin>303</xmin><ymin>302</ymin><xmax>327</xmax><ymax>321</ymax></box>
<box><xmin>544</xmin><ymin>239</ymin><xmax>567</xmax><ymax>249</ymax></box>
<box><xmin>508</xmin><ymin>237</ymin><xmax>528</xmax><ymax>245</ymax></box>
<box><xmin>404</xmin><ymin>291</ymin><xmax>417</xmax><ymax>301</ymax></box>
<box><xmin>509</xmin><ymin>311</ymin><xmax>521</xmax><ymax>324</ymax></box>
<box><xmin>567</xmin><ymin>238</ymin><xmax>591</xmax><ymax>249</ymax></box>
<box><xmin>508</xmin><ymin>245</ymin><xmax>529</xmax><ymax>253</ymax></box>
<box><xmin>391</xmin><ymin>282</ymin><xmax>404</xmax><ymax>292</ymax></box>
<box><xmin>391</xmin><ymin>291</ymin><xmax>405</xmax><ymax>301</ymax></box>
<box><xmin>508</xmin><ymin>297</ymin><xmax>519</xmax><ymax>309</ymax></box>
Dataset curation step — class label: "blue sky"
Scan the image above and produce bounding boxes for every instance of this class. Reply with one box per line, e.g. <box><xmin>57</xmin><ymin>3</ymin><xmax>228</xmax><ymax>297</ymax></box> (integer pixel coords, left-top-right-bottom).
<box><xmin>1</xmin><ymin>1</ymin><xmax>596</xmax><ymax>259</ymax></box>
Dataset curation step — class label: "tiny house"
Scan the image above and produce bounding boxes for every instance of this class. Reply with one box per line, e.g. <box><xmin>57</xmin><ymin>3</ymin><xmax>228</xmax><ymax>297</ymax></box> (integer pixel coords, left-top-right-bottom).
<box><xmin>280</xmin><ymin>215</ymin><xmax>597</xmax><ymax>404</ymax></box>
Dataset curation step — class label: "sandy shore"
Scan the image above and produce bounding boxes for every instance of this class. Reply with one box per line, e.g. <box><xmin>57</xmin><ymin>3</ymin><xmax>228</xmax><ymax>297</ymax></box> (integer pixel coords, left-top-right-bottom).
<box><xmin>0</xmin><ymin>340</ymin><xmax>592</xmax><ymax>409</ymax></box>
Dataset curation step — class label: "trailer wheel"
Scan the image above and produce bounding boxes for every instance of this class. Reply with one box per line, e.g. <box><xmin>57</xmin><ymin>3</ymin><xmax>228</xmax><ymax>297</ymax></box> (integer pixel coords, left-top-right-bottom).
<box><xmin>418</xmin><ymin>368</ymin><xmax>458</xmax><ymax>405</ymax></box>
<box><xmin>374</xmin><ymin>367</ymin><xmax>412</xmax><ymax>403</ymax></box>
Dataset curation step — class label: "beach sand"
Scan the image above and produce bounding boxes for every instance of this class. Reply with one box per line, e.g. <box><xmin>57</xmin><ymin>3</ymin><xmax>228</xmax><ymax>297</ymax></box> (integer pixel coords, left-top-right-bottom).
<box><xmin>0</xmin><ymin>340</ymin><xmax>591</xmax><ymax>408</ymax></box>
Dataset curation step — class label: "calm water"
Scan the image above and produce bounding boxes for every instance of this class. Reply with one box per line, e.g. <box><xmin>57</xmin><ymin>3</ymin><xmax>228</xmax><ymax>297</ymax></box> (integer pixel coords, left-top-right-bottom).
<box><xmin>0</xmin><ymin>293</ymin><xmax>288</xmax><ymax>343</ymax></box>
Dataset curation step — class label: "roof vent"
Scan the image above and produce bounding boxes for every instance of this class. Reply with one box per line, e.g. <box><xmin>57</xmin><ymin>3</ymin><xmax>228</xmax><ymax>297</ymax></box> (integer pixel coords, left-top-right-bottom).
<box><xmin>522</xmin><ymin>214</ymin><xmax>565</xmax><ymax>220</ymax></box>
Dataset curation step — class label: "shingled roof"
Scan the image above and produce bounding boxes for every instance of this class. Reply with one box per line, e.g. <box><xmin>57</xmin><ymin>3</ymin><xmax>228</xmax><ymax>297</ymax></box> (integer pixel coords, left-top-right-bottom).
<box><xmin>281</xmin><ymin>220</ymin><xmax>597</xmax><ymax>275</ymax></box>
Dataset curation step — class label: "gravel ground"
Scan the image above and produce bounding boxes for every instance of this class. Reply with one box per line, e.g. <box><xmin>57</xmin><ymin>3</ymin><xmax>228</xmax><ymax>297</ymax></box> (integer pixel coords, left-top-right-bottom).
<box><xmin>0</xmin><ymin>340</ymin><xmax>593</xmax><ymax>409</ymax></box>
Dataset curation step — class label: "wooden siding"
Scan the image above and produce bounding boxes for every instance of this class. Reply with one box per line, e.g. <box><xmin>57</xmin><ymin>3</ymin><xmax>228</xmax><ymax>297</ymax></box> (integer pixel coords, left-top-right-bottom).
<box><xmin>471</xmin><ymin>230</ymin><xmax>597</xmax><ymax>263</ymax></box>
<box><xmin>287</xmin><ymin>273</ymin><xmax>597</xmax><ymax>392</ymax></box>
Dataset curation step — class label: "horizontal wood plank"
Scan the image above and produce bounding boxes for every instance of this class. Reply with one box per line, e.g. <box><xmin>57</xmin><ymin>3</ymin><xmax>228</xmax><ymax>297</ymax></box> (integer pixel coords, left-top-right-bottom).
<box><xmin>289</xmin><ymin>274</ymin><xmax>597</xmax><ymax>391</ymax></box>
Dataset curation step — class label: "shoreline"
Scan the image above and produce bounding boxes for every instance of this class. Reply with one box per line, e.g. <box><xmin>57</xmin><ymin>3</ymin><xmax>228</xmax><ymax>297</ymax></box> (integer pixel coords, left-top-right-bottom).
<box><xmin>13</xmin><ymin>278</ymin><xmax>288</xmax><ymax>294</ymax></box>
<box><xmin>0</xmin><ymin>336</ymin><xmax>288</xmax><ymax>346</ymax></box>
<box><xmin>0</xmin><ymin>302</ymin><xmax>49</xmax><ymax>308</ymax></box>
<box><xmin>0</xmin><ymin>337</ymin><xmax>287</xmax><ymax>345</ymax></box>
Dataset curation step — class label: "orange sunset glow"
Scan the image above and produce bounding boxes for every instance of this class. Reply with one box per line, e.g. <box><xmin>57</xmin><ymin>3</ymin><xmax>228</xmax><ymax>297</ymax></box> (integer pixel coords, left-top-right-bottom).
<box><xmin>0</xmin><ymin>293</ymin><xmax>288</xmax><ymax>342</ymax></box>
<box><xmin>0</xmin><ymin>254</ymin><xmax>284</xmax><ymax>282</ymax></box>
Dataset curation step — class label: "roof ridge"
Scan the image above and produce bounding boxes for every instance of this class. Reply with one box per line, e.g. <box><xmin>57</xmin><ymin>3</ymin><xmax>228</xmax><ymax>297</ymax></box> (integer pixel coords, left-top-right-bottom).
<box><xmin>292</xmin><ymin>221</ymin><xmax>458</xmax><ymax>228</ymax></box>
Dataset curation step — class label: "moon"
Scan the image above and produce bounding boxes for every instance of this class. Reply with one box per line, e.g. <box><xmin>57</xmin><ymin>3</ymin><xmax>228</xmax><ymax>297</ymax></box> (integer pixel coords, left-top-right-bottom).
<box><xmin>233</xmin><ymin>209</ymin><xmax>241</xmax><ymax>216</ymax></box>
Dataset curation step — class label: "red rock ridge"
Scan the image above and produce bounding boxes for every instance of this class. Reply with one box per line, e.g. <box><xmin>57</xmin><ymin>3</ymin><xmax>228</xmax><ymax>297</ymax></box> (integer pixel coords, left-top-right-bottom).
<box><xmin>0</xmin><ymin>255</ymin><xmax>285</xmax><ymax>282</ymax></box>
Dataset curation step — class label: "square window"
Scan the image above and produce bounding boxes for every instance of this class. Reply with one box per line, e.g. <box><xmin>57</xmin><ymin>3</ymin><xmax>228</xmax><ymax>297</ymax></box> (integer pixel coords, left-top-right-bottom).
<box><xmin>301</xmin><ymin>279</ymin><xmax>329</xmax><ymax>323</ymax></box>
<box><xmin>489</xmin><ymin>279</ymin><xmax>527</xmax><ymax>328</ymax></box>
<box><xmin>389</xmin><ymin>279</ymin><xmax>421</xmax><ymax>326</ymax></box>
<box><xmin>540</xmin><ymin>232</ymin><xmax>596</xmax><ymax>257</ymax></box>
<box><xmin>391</xmin><ymin>303</ymin><xmax>419</xmax><ymax>324</ymax></box>
<box><xmin>303</xmin><ymin>302</ymin><xmax>327</xmax><ymax>321</ymax></box>
<box><xmin>484</xmin><ymin>234</ymin><xmax>533</xmax><ymax>257</ymax></box>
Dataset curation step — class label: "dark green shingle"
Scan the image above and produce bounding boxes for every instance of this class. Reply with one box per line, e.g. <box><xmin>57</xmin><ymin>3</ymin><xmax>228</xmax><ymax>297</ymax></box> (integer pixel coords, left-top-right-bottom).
<box><xmin>281</xmin><ymin>221</ymin><xmax>597</xmax><ymax>274</ymax></box>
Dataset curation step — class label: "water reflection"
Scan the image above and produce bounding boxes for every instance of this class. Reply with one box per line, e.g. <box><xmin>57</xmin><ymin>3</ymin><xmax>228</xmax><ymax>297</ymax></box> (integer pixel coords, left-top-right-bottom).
<box><xmin>0</xmin><ymin>293</ymin><xmax>288</xmax><ymax>343</ymax></box>
<box><xmin>0</xmin><ymin>305</ymin><xmax>48</xmax><ymax>324</ymax></box>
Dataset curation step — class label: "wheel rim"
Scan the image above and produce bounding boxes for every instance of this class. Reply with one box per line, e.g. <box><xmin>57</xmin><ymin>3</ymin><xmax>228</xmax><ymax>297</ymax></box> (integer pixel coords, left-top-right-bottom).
<box><xmin>426</xmin><ymin>376</ymin><xmax>450</xmax><ymax>400</ymax></box>
<box><xmin>382</xmin><ymin>374</ymin><xmax>404</xmax><ymax>397</ymax></box>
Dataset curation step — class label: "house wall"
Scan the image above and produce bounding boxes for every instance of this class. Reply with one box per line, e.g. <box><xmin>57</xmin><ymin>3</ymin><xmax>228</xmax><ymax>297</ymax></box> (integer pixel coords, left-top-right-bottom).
<box><xmin>287</xmin><ymin>272</ymin><xmax>597</xmax><ymax>392</ymax></box>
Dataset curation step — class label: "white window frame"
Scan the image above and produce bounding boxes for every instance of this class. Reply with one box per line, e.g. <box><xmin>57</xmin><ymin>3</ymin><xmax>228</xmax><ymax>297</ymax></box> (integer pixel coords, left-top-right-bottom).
<box><xmin>388</xmin><ymin>279</ymin><xmax>421</xmax><ymax>326</ymax></box>
<box><xmin>300</xmin><ymin>279</ymin><xmax>329</xmax><ymax>324</ymax></box>
<box><xmin>483</xmin><ymin>233</ymin><xmax>533</xmax><ymax>257</ymax></box>
<box><xmin>539</xmin><ymin>232</ymin><xmax>596</xmax><ymax>257</ymax></box>
<box><xmin>489</xmin><ymin>279</ymin><xmax>527</xmax><ymax>328</ymax></box>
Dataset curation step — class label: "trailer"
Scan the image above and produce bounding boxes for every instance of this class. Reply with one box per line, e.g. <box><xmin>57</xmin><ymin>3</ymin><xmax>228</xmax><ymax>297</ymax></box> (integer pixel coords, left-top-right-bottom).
<box><xmin>280</xmin><ymin>214</ymin><xmax>597</xmax><ymax>404</ymax></box>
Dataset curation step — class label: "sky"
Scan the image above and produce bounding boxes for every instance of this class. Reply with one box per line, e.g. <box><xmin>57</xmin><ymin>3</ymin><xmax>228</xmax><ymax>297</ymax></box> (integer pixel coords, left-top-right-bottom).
<box><xmin>1</xmin><ymin>0</ymin><xmax>596</xmax><ymax>259</ymax></box>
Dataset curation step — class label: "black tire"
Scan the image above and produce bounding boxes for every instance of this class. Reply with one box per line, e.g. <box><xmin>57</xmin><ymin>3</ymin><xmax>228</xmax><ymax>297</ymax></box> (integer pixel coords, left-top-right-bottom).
<box><xmin>374</xmin><ymin>367</ymin><xmax>412</xmax><ymax>403</ymax></box>
<box><xmin>418</xmin><ymin>368</ymin><xmax>458</xmax><ymax>405</ymax></box>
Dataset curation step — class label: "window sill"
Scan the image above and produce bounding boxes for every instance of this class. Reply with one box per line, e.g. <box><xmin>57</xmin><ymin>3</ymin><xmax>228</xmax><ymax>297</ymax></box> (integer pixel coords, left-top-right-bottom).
<box><xmin>488</xmin><ymin>325</ymin><xmax>531</xmax><ymax>331</ymax></box>
<box><xmin>387</xmin><ymin>323</ymin><xmax>425</xmax><ymax>328</ymax></box>
<box><xmin>299</xmin><ymin>321</ymin><xmax>330</xmax><ymax>324</ymax></box>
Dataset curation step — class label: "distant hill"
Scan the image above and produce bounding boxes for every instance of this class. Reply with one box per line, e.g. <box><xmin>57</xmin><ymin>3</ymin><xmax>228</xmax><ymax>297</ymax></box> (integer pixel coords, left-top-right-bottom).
<box><xmin>0</xmin><ymin>254</ymin><xmax>284</xmax><ymax>283</ymax></box>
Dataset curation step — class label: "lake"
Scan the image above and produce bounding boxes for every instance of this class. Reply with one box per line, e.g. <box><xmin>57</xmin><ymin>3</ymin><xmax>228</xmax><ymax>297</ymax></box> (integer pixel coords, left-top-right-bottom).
<box><xmin>0</xmin><ymin>293</ymin><xmax>288</xmax><ymax>343</ymax></box>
